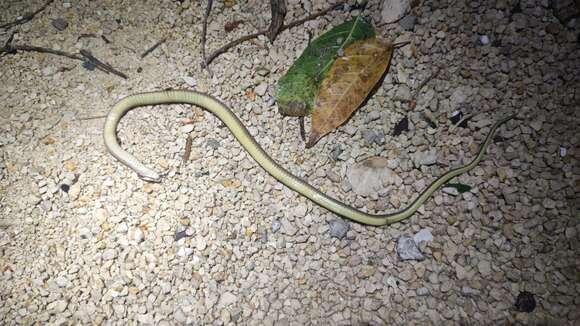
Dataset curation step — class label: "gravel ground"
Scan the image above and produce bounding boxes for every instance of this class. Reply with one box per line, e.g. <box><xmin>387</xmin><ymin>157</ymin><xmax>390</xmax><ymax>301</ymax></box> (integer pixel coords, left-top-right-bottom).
<box><xmin>1</xmin><ymin>0</ymin><xmax>579</xmax><ymax>325</ymax></box>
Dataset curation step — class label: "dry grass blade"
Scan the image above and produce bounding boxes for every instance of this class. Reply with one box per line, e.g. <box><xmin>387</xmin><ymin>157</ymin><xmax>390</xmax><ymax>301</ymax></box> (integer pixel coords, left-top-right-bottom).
<box><xmin>307</xmin><ymin>38</ymin><xmax>393</xmax><ymax>148</ymax></box>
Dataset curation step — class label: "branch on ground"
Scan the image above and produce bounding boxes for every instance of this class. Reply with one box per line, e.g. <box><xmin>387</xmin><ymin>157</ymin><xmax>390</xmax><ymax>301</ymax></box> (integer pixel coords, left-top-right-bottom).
<box><xmin>203</xmin><ymin>0</ymin><xmax>348</xmax><ymax>67</ymax></box>
<box><xmin>0</xmin><ymin>41</ymin><xmax>128</xmax><ymax>79</ymax></box>
<box><xmin>0</xmin><ymin>0</ymin><xmax>55</xmax><ymax>30</ymax></box>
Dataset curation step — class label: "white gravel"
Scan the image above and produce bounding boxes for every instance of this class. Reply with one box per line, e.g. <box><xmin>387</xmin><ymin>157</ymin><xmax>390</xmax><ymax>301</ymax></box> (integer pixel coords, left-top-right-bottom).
<box><xmin>1</xmin><ymin>0</ymin><xmax>579</xmax><ymax>325</ymax></box>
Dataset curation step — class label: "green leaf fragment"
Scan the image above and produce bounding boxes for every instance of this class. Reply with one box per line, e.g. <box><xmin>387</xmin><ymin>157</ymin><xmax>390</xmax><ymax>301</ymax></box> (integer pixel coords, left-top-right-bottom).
<box><xmin>275</xmin><ymin>16</ymin><xmax>375</xmax><ymax>117</ymax></box>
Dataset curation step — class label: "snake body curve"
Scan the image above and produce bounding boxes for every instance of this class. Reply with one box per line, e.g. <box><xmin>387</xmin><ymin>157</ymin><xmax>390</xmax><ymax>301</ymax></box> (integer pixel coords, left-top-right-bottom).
<box><xmin>104</xmin><ymin>90</ymin><xmax>513</xmax><ymax>226</ymax></box>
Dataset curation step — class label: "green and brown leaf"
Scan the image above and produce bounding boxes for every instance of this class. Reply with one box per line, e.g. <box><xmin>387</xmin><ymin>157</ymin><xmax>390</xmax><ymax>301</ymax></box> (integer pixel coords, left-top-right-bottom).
<box><xmin>306</xmin><ymin>38</ymin><xmax>394</xmax><ymax>148</ymax></box>
<box><xmin>275</xmin><ymin>16</ymin><xmax>375</xmax><ymax>117</ymax></box>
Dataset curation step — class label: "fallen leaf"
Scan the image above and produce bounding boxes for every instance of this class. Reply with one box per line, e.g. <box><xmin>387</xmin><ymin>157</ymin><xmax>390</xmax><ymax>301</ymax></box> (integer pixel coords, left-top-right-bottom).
<box><xmin>276</xmin><ymin>16</ymin><xmax>375</xmax><ymax>117</ymax></box>
<box><xmin>307</xmin><ymin>38</ymin><xmax>394</xmax><ymax>147</ymax></box>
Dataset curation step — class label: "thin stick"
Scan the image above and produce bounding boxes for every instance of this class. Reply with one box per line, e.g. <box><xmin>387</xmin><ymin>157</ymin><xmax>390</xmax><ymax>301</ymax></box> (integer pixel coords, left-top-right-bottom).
<box><xmin>141</xmin><ymin>38</ymin><xmax>166</xmax><ymax>59</ymax></box>
<box><xmin>201</xmin><ymin>0</ymin><xmax>214</xmax><ymax>74</ymax></box>
<box><xmin>204</xmin><ymin>0</ymin><xmax>347</xmax><ymax>66</ymax></box>
<box><xmin>412</xmin><ymin>68</ymin><xmax>440</xmax><ymax>98</ymax></box>
<box><xmin>1</xmin><ymin>44</ymin><xmax>82</xmax><ymax>60</ymax></box>
<box><xmin>0</xmin><ymin>0</ymin><xmax>55</xmax><ymax>30</ymax></box>
<box><xmin>74</xmin><ymin>114</ymin><xmax>107</xmax><ymax>121</ymax></box>
<box><xmin>183</xmin><ymin>135</ymin><xmax>193</xmax><ymax>163</ymax></box>
<box><xmin>299</xmin><ymin>116</ymin><xmax>306</xmax><ymax>141</ymax></box>
<box><xmin>0</xmin><ymin>43</ymin><xmax>129</xmax><ymax>80</ymax></box>
<box><xmin>79</xmin><ymin>49</ymin><xmax>128</xmax><ymax>79</ymax></box>
<box><xmin>281</xmin><ymin>1</ymin><xmax>346</xmax><ymax>31</ymax></box>
<box><xmin>38</xmin><ymin>115</ymin><xmax>62</xmax><ymax>141</ymax></box>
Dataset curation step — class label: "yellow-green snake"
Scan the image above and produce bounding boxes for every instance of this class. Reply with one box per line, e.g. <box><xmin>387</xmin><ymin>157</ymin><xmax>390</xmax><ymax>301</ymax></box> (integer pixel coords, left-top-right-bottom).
<box><xmin>104</xmin><ymin>90</ymin><xmax>513</xmax><ymax>226</ymax></box>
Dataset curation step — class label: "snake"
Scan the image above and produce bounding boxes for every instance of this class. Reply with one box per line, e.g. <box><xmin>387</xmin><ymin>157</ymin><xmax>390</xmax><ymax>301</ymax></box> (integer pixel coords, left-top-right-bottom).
<box><xmin>104</xmin><ymin>90</ymin><xmax>513</xmax><ymax>226</ymax></box>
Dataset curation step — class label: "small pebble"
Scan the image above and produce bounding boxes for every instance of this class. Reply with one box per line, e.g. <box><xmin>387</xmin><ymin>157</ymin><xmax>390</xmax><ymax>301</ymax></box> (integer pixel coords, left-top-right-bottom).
<box><xmin>397</xmin><ymin>235</ymin><xmax>424</xmax><ymax>261</ymax></box>
<box><xmin>52</xmin><ymin>18</ymin><xmax>69</xmax><ymax>31</ymax></box>
<box><xmin>559</xmin><ymin>147</ymin><xmax>567</xmax><ymax>157</ymax></box>
<box><xmin>479</xmin><ymin>35</ymin><xmax>490</xmax><ymax>45</ymax></box>
<box><xmin>182</xmin><ymin>76</ymin><xmax>196</xmax><ymax>87</ymax></box>
<box><xmin>328</xmin><ymin>219</ymin><xmax>349</xmax><ymax>239</ymax></box>
<box><xmin>271</xmin><ymin>219</ymin><xmax>281</xmax><ymax>233</ymax></box>
<box><xmin>181</xmin><ymin>124</ymin><xmax>194</xmax><ymax>133</ymax></box>
<box><xmin>255</xmin><ymin>83</ymin><xmax>268</xmax><ymax>96</ymax></box>
<box><xmin>399</xmin><ymin>15</ymin><xmax>417</xmax><ymax>30</ymax></box>
<box><xmin>206</xmin><ymin>139</ymin><xmax>221</xmax><ymax>149</ymax></box>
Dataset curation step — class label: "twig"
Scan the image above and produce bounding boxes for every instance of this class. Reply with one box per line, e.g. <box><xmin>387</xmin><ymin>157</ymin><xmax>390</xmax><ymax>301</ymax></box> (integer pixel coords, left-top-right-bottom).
<box><xmin>140</xmin><ymin>38</ymin><xmax>166</xmax><ymax>59</ymax></box>
<box><xmin>74</xmin><ymin>114</ymin><xmax>107</xmax><ymax>121</ymax></box>
<box><xmin>38</xmin><ymin>115</ymin><xmax>63</xmax><ymax>140</ymax></box>
<box><xmin>412</xmin><ymin>68</ymin><xmax>440</xmax><ymax>98</ymax></box>
<box><xmin>393</xmin><ymin>41</ymin><xmax>411</xmax><ymax>49</ymax></box>
<box><xmin>0</xmin><ymin>42</ymin><xmax>128</xmax><ymax>79</ymax></box>
<box><xmin>280</xmin><ymin>1</ymin><xmax>347</xmax><ymax>32</ymax></box>
<box><xmin>45</xmin><ymin>115</ymin><xmax>63</xmax><ymax>132</ymax></box>
<box><xmin>0</xmin><ymin>0</ymin><xmax>55</xmax><ymax>30</ymax></box>
<box><xmin>79</xmin><ymin>49</ymin><xmax>128</xmax><ymax>79</ymax></box>
<box><xmin>201</xmin><ymin>0</ymin><xmax>214</xmax><ymax>75</ymax></box>
<box><xmin>205</xmin><ymin>31</ymin><xmax>263</xmax><ymax>66</ymax></box>
<box><xmin>76</xmin><ymin>33</ymin><xmax>111</xmax><ymax>44</ymax></box>
<box><xmin>266</xmin><ymin>0</ymin><xmax>286</xmax><ymax>42</ymax></box>
<box><xmin>204</xmin><ymin>0</ymin><xmax>347</xmax><ymax>66</ymax></box>
<box><xmin>1</xmin><ymin>43</ymin><xmax>82</xmax><ymax>60</ymax></box>
<box><xmin>299</xmin><ymin>116</ymin><xmax>306</xmax><ymax>141</ymax></box>
<box><xmin>183</xmin><ymin>135</ymin><xmax>193</xmax><ymax>163</ymax></box>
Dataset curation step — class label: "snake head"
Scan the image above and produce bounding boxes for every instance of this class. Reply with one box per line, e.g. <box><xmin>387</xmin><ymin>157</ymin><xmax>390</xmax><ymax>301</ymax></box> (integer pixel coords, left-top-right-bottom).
<box><xmin>138</xmin><ymin>170</ymin><xmax>162</xmax><ymax>183</ymax></box>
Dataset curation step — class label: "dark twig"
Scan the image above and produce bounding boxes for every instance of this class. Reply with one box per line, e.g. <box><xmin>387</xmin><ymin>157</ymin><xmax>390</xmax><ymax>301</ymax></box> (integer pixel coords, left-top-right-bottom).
<box><xmin>204</xmin><ymin>0</ymin><xmax>347</xmax><ymax>66</ymax></box>
<box><xmin>412</xmin><ymin>68</ymin><xmax>440</xmax><ymax>98</ymax></box>
<box><xmin>76</xmin><ymin>33</ymin><xmax>111</xmax><ymax>44</ymax></box>
<box><xmin>0</xmin><ymin>44</ymin><xmax>82</xmax><ymax>60</ymax></box>
<box><xmin>74</xmin><ymin>114</ymin><xmax>107</xmax><ymax>121</ymax></box>
<box><xmin>0</xmin><ymin>0</ymin><xmax>55</xmax><ymax>30</ymax></box>
<box><xmin>79</xmin><ymin>49</ymin><xmax>128</xmax><ymax>79</ymax></box>
<box><xmin>201</xmin><ymin>0</ymin><xmax>214</xmax><ymax>74</ymax></box>
<box><xmin>183</xmin><ymin>135</ymin><xmax>193</xmax><ymax>163</ymax></box>
<box><xmin>3</xmin><ymin>32</ymin><xmax>15</xmax><ymax>51</ymax></box>
<box><xmin>266</xmin><ymin>0</ymin><xmax>287</xmax><ymax>42</ymax></box>
<box><xmin>299</xmin><ymin>116</ymin><xmax>306</xmax><ymax>141</ymax></box>
<box><xmin>141</xmin><ymin>38</ymin><xmax>166</xmax><ymax>59</ymax></box>
<box><xmin>0</xmin><ymin>42</ymin><xmax>128</xmax><ymax>79</ymax></box>
<box><xmin>205</xmin><ymin>31</ymin><xmax>263</xmax><ymax>65</ymax></box>
<box><xmin>393</xmin><ymin>41</ymin><xmax>411</xmax><ymax>49</ymax></box>
<box><xmin>280</xmin><ymin>1</ymin><xmax>347</xmax><ymax>31</ymax></box>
